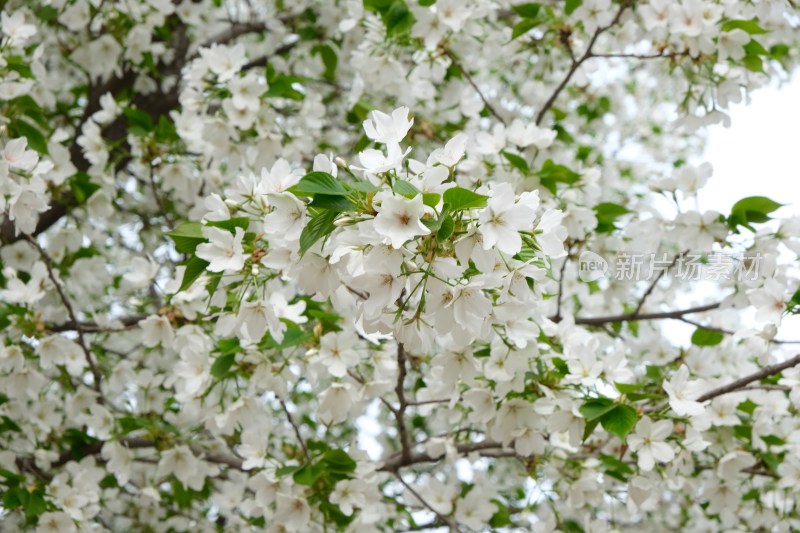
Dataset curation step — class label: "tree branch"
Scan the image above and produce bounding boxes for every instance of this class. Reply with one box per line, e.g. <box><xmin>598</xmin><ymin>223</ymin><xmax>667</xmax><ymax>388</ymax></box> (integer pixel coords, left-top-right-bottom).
<box><xmin>395</xmin><ymin>475</ymin><xmax>463</xmax><ymax>533</ymax></box>
<box><xmin>633</xmin><ymin>251</ymin><xmax>686</xmax><ymax>315</ymax></box>
<box><xmin>444</xmin><ymin>49</ymin><xmax>507</xmax><ymax>125</ymax></box>
<box><xmin>380</xmin><ymin>440</ymin><xmax>509</xmax><ymax>472</ymax></box>
<box><xmin>568</xmin><ymin>302</ymin><xmax>722</xmax><ymax>326</ymax></box>
<box><xmin>280</xmin><ymin>399</ymin><xmax>310</xmax><ymax>461</ymax></box>
<box><xmin>696</xmin><ymin>353</ymin><xmax>800</xmax><ymax>402</ymax></box>
<box><xmin>535</xmin><ymin>1</ymin><xmax>630</xmax><ymax>125</ymax></box>
<box><xmin>25</xmin><ymin>234</ymin><xmax>104</xmax><ymax>398</ymax></box>
<box><xmin>394</xmin><ymin>342</ymin><xmax>413</xmax><ymax>464</ymax></box>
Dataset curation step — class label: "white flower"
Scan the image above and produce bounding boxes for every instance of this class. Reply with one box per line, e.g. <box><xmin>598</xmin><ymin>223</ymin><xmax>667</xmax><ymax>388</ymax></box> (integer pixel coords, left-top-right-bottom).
<box><xmin>196</xmin><ymin>226</ymin><xmax>246</xmax><ymax>273</ymax></box>
<box><xmin>330</xmin><ymin>479</ymin><xmax>368</xmax><ymax>515</ymax></box>
<box><xmin>362</xmin><ymin>106</ymin><xmax>413</xmax><ymax>144</ymax></box>
<box><xmin>373</xmin><ymin>192</ymin><xmax>430</xmax><ymax>249</ymax></box>
<box><xmin>627</xmin><ymin>416</ymin><xmax>675</xmax><ymax>471</ymax></box>
<box><xmin>123</xmin><ymin>256</ymin><xmax>159</xmax><ymax>287</ymax></box>
<box><xmin>313</xmin><ymin>330</ymin><xmax>360</xmax><ymax>378</ymax></box>
<box><xmin>506</xmin><ymin>119</ymin><xmax>556</xmax><ymax>149</ymax></box>
<box><xmin>158</xmin><ymin>445</ymin><xmax>206</xmax><ymax>490</ymax></box>
<box><xmin>139</xmin><ymin>315</ymin><xmax>175</xmax><ymax>348</ymax></box>
<box><xmin>3</xmin><ymin>137</ymin><xmax>39</xmax><ymax>171</ymax></box>
<box><xmin>318</xmin><ymin>382</ymin><xmax>356</xmax><ymax>424</ymax></box>
<box><xmin>747</xmin><ymin>279</ymin><xmax>787</xmax><ymax>324</ymax></box>
<box><xmin>454</xmin><ymin>487</ymin><xmax>496</xmax><ymax>530</ymax></box>
<box><xmin>264</xmin><ymin>192</ymin><xmax>306</xmax><ymax>242</ymax></box>
<box><xmin>478</xmin><ymin>183</ymin><xmax>538</xmax><ymax>255</ymax></box>
<box><xmin>663</xmin><ymin>365</ymin><xmax>706</xmax><ymax>416</ymax></box>
<box><xmin>1</xmin><ymin>12</ymin><xmax>36</xmax><ymax>47</ymax></box>
<box><xmin>355</xmin><ymin>142</ymin><xmax>411</xmax><ymax>174</ymax></box>
<box><xmin>717</xmin><ymin>450</ymin><xmax>756</xmax><ymax>480</ymax></box>
<box><xmin>36</xmin><ymin>511</ymin><xmax>77</xmax><ymax>533</ymax></box>
<box><xmin>430</xmin><ymin>132</ymin><xmax>468</xmax><ymax>167</ymax></box>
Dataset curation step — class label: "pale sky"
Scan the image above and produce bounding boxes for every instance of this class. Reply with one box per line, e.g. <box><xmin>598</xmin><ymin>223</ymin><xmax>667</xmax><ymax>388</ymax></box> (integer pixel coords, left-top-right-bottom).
<box><xmin>700</xmin><ymin>74</ymin><xmax>800</xmax><ymax>217</ymax></box>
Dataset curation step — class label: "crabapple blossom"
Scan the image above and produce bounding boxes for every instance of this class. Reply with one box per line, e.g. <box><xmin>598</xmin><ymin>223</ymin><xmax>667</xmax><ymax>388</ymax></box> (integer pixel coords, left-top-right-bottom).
<box><xmin>1</xmin><ymin>1</ymin><xmax>800</xmax><ymax>531</ymax></box>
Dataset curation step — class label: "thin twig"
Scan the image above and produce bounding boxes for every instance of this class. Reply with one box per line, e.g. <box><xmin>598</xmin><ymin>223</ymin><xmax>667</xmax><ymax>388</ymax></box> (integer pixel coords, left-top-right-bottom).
<box><xmin>554</xmin><ymin>246</ymin><xmax>573</xmax><ymax>322</ymax></box>
<box><xmin>396</xmin><ymin>475</ymin><xmax>463</xmax><ymax>533</ymax></box>
<box><xmin>25</xmin><ymin>234</ymin><xmax>104</xmax><ymax>398</ymax></box>
<box><xmin>697</xmin><ymin>353</ymin><xmax>800</xmax><ymax>402</ymax></box>
<box><xmin>566</xmin><ymin>302</ymin><xmax>722</xmax><ymax>326</ymax></box>
<box><xmin>280</xmin><ymin>399</ymin><xmax>310</xmax><ymax>461</ymax></box>
<box><xmin>444</xmin><ymin>49</ymin><xmax>506</xmax><ymax>125</ymax></box>
<box><xmin>535</xmin><ymin>1</ymin><xmax>630</xmax><ymax>125</ymax></box>
<box><xmin>633</xmin><ymin>251</ymin><xmax>686</xmax><ymax>315</ymax></box>
<box><xmin>380</xmin><ymin>440</ymin><xmax>509</xmax><ymax>472</ymax></box>
<box><xmin>394</xmin><ymin>343</ymin><xmax>413</xmax><ymax>463</ymax></box>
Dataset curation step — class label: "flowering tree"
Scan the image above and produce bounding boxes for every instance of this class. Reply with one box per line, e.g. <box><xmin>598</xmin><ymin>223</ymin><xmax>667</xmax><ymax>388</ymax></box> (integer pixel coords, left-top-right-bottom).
<box><xmin>3</xmin><ymin>0</ymin><xmax>800</xmax><ymax>530</ymax></box>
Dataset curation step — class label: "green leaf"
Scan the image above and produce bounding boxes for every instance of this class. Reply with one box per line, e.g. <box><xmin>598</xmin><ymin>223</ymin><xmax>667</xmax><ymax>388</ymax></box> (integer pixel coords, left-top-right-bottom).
<box><xmin>501</xmin><ymin>150</ymin><xmax>531</xmax><ymax>175</ymax></box>
<box><xmin>538</xmin><ymin>159</ymin><xmax>580</xmax><ymax>195</ymax></box>
<box><xmin>385</xmin><ymin>0</ymin><xmax>415</xmax><ymax>35</ymax></box>
<box><xmin>419</xmin><ymin>0</ymin><xmax>436</xmax><ymax>5</ymax></box>
<box><xmin>761</xmin><ymin>434</ymin><xmax>785</xmax><ymax>446</ymax></box>
<box><xmin>312</xmin><ymin>44</ymin><xmax>338</xmax><ymax>81</ymax></box>
<box><xmin>744</xmin><ymin>39</ymin><xmax>769</xmax><ymax>56</ymax></box>
<box><xmin>742</xmin><ymin>54</ymin><xmax>764</xmax><ymax>73</ymax></box>
<box><xmin>565</xmin><ymin>0</ymin><xmax>582</xmax><ymax>15</ymax></box>
<box><xmin>442</xmin><ymin>187</ymin><xmax>490</xmax><ymax>211</ymax></box>
<box><xmin>594</xmin><ymin>202</ymin><xmax>631</xmax><ymax>233</ymax></box>
<box><xmin>721</xmin><ymin>19</ymin><xmax>767</xmax><ymax>35</ymax></box>
<box><xmin>8</xmin><ymin>119</ymin><xmax>48</xmax><ymax>154</ymax></box>
<box><xmin>787</xmin><ymin>288</ymin><xmax>800</xmax><ymax>314</ymax></box>
<box><xmin>392</xmin><ymin>179</ymin><xmax>420</xmax><ymax>198</ymax></box>
<box><xmin>309</xmin><ymin>194</ymin><xmax>357</xmax><ymax>211</ymax></box>
<box><xmin>179</xmin><ymin>255</ymin><xmax>210</xmax><ymax>292</ymax></box>
<box><xmin>511</xmin><ymin>18</ymin><xmax>538</xmax><ymax>40</ymax></box>
<box><xmin>600</xmin><ymin>405</ymin><xmax>639</xmax><ymax>439</ymax></box>
<box><xmin>691</xmin><ymin>327</ymin><xmax>724</xmax><ymax>346</ymax></box>
<box><xmin>489</xmin><ymin>501</ymin><xmax>513</xmax><ymax>527</ymax></box>
<box><xmin>323</xmin><ymin>449</ymin><xmax>357</xmax><ymax>473</ymax></box>
<box><xmin>211</xmin><ymin>353</ymin><xmax>236</xmax><ymax>379</ymax></box>
<box><xmin>512</xmin><ymin>3</ymin><xmax>541</xmax><ymax>18</ymax></box>
<box><xmin>124</xmin><ymin>106</ymin><xmax>154</xmax><ymax>136</ymax></box>
<box><xmin>422</xmin><ymin>192</ymin><xmax>441</xmax><ymax>208</ymax></box>
<box><xmin>206</xmin><ymin>217</ymin><xmax>250</xmax><ymax>234</ymax></box>
<box><xmin>437</xmin><ymin>214</ymin><xmax>455</xmax><ymax>240</ymax></box>
<box><xmin>293</xmin><ymin>462</ymin><xmax>325</xmax><ymax>486</ymax></box>
<box><xmin>263</xmin><ymin>74</ymin><xmax>305</xmax><ymax>100</ymax></box>
<box><xmin>728</xmin><ymin>195</ymin><xmax>783</xmax><ymax>231</ymax></box>
<box><xmin>37</xmin><ymin>5</ymin><xmax>59</xmax><ymax>21</ymax></box>
<box><xmin>292</xmin><ymin>172</ymin><xmax>349</xmax><ymax>196</ymax></box>
<box><xmin>579</xmin><ymin>398</ymin><xmax>616</xmax><ymax>421</ymax></box>
<box><xmin>299</xmin><ymin>209</ymin><xmax>338</xmax><ymax>255</ymax></box>
<box><xmin>737</xmin><ymin>399</ymin><xmax>757</xmax><ymax>415</ymax></box>
<box><xmin>615</xmin><ymin>382</ymin><xmax>645</xmax><ymax>394</ymax></box>
<box><xmin>69</xmin><ymin>173</ymin><xmax>101</xmax><ymax>204</ymax></box>
<box><xmin>167</xmin><ymin>222</ymin><xmax>207</xmax><ymax>254</ymax></box>
<box><xmin>350</xmin><ymin>180</ymin><xmax>381</xmax><ymax>193</ymax></box>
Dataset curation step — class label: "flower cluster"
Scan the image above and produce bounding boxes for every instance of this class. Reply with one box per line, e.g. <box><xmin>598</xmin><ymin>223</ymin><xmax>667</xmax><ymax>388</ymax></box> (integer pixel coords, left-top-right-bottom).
<box><xmin>1</xmin><ymin>0</ymin><xmax>800</xmax><ymax>532</ymax></box>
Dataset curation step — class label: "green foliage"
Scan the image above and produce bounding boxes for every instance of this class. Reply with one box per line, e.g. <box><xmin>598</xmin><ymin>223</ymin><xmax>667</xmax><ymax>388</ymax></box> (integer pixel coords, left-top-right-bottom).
<box><xmin>291</xmin><ymin>172</ymin><xmax>349</xmax><ymax>196</ymax></box>
<box><xmin>580</xmin><ymin>398</ymin><xmax>639</xmax><ymax>440</ymax></box>
<box><xmin>299</xmin><ymin>209</ymin><xmax>339</xmax><ymax>255</ymax></box>
<box><xmin>727</xmin><ymin>195</ymin><xmax>783</xmax><ymax>232</ymax></box>
<box><xmin>538</xmin><ymin>159</ymin><xmax>580</xmax><ymax>195</ymax></box>
<box><xmin>364</xmin><ymin>0</ymin><xmax>416</xmax><ymax>36</ymax></box>
<box><xmin>593</xmin><ymin>202</ymin><xmax>630</xmax><ymax>233</ymax></box>
<box><xmin>442</xmin><ymin>187</ymin><xmax>490</xmax><ymax>211</ymax></box>
<box><xmin>691</xmin><ymin>327</ymin><xmax>724</xmax><ymax>346</ymax></box>
<box><xmin>502</xmin><ymin>150</ymin><xmax>531</xmax><ymax>175</ymax></box>
<box><xmin>721</xmin><ymin>19</ymin><xmax>767</xmax><ymax>35</ymax></box>
<box><xmin>166</xmin><ymin>222</ymin><xmax>207</xmax><ymax>254</ymax></box>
